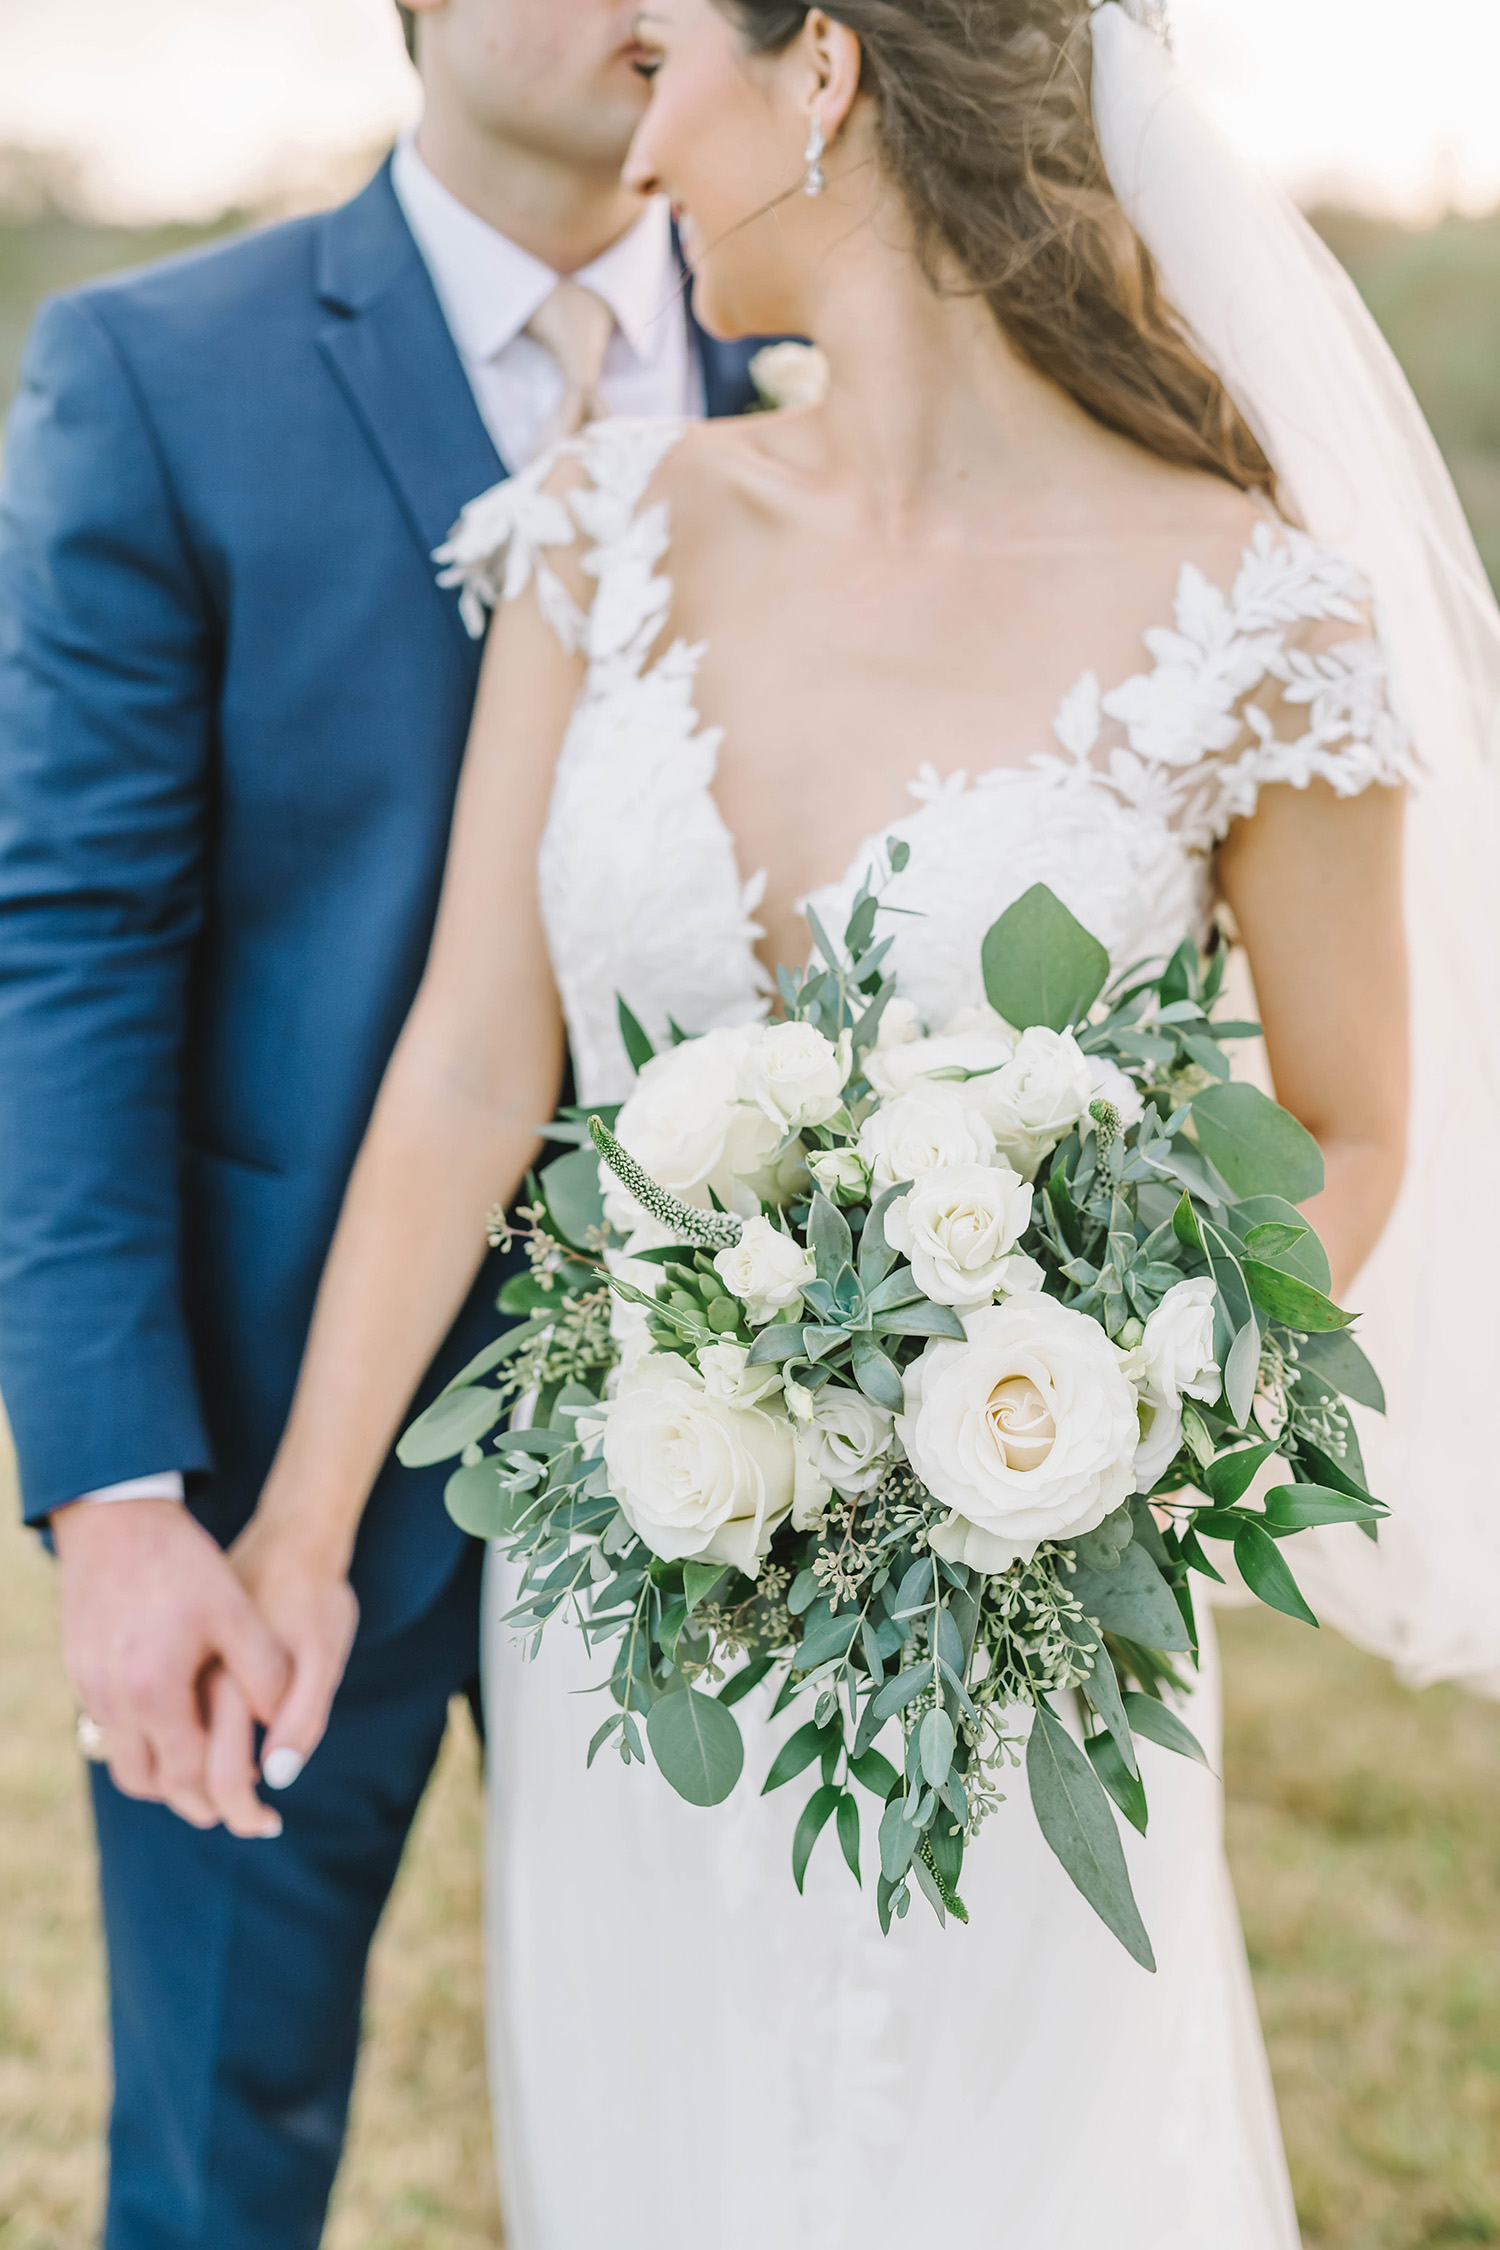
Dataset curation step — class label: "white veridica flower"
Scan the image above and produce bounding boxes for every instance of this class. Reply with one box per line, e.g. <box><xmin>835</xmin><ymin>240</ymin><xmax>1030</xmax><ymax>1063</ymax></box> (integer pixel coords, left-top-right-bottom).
<box><xmin>899</xmin><ymin>1295</ymin><xmax>1140</xmax><ymax>1571</ymax></box>
<box><xmin>981</xmin><ymin>1027</ymin><xmax>1095</xmax><ymax>1179</ymax></box>
<box><xmin>793</xmin><ymin>1384</ymin><xmax>895</xmax><ymax>1502</ymax></box>
<box><xmin>858</xmin><ymin>1087</ymin><xmax>997</xmax><ymax>1192</ymax></box>
<box><xmin>603</xmin><ymin>1025</ymin><xmax>778</xmax><ymax>1232</ymax></box>
<box><xmin>603</xmin><ymin>1353</ymin><xmax>829</xmax><ymax>1575</ymax></box>
<box><xmin>713</xmin><ymin>1215</ymin><xmax>817</xmax><ymax>1325</ymax></box>
<box><xmin>808</xmin><ymin>1147</ymin><xmax>871</xmax><ymax>1204</ymax></box>
<box><xmin>1123</xmin><ymin>1276</ymin><xmax>1221</xmax><ymax>1491</ymax></box>
<box><xmin>884</xmin><ymin>1162</ymin><xmax>1034</xmax><ymax>1308</ymax></box>
<box><xmin>744</xmin><ymin>1020</ymin><xmax>850</xmax><ymax>1133</ymax></box>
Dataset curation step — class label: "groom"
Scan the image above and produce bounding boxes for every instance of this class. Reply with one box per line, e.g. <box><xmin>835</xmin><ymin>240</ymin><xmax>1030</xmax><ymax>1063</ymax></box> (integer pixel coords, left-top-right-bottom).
<box><xmin>0</xmin><ymin>2</ymin><xmax>766</xmax><ymax>2243</ymax></box>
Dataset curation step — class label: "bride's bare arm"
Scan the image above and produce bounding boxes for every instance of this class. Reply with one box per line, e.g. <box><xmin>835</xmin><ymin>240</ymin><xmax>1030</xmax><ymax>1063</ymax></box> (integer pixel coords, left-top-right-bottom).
<box><xmin>1216</xmin><ymin>777</ymin><xmax>1408</xmax><ymax>1301</ymax></box>
<box><xmin>226</xmin><ymin>584</ymin><xmax>579</xmax><ymax>1774</ymax></box>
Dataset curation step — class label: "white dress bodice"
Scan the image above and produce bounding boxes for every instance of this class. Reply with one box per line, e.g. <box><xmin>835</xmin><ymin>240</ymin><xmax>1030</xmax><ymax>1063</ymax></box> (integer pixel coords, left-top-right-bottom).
<box><xmin>440</xmin><ymin>416</ymin><xmax>1410</xmax><ymax>2250</ymax></box>
<box><xmin>439</xmin><ymin>414</ymin><xmax>1410</xmax><ymax>1100</ymax></box>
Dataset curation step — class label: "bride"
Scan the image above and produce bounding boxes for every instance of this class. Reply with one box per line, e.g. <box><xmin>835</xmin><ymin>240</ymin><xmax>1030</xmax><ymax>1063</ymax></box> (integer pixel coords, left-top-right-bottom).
<box><xmin>232</xmin><ymin>0</ymin><xmax>1500</xmax><ymax>2241</ymax></box>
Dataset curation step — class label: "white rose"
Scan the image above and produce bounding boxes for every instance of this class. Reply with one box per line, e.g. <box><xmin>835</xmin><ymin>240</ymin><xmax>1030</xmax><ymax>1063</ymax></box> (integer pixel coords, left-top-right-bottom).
<box><xmin>883</xmin><ymin>1162</ymin><xmax>1034</xmax><ymax>1308</ymax></box>
<box><xmin>808</xmin><ymin>1147</ymin><xmax>871</xmax><ymax>1204</ymax></box>
<box><xmin>603</xmin><ymin>1024</ymin><xmax>779</xmax><ymax>1233</ymax></box>
<box><xmin>698</xmin><ymin>1338</ymin><xmax>785</xmax><ymax>1409</ymax></box>
<box><xmin>713</xmin><ymin>1215</ymin><xmax>817</xmax><ymax>1325</ymax></box>
<box><xmin>898</xmin><ymin>1294</ymin><xmax>1140</xmax><ymax>1572</ymax></box>
<box><xmin>1124</xmin><ymin>1276</ymin><xmax>1221</xmax><ymax>1492</ymax></box>
<box><xmin>794</xmin><ymin>1384</ymin><xmax>895</xmax><ymax>1500</ymax></box>
<box><xmin>873</xmin><ymin>997</ymin><xmax>923</xmax><ymax>1051</ymax></box>
<box><xmin>858</xmin><ymin>1087</ymin><xmax>997</xmax><ymax>1192</ymax></box>
<box><xmin>864</xmin><ymin>1025</ymin><xmax>1013</xmax><ymax>1108</ymax></box>
<box><xmin>994</xmin><ymin>1251</ymin><xmax>1048</xmax><ymax>1298</ymax></box>
<box><xmin>981</xmin><ymin>1027</ymin><xmax>1095</xmax><ymax>1180</ymax></box>
<box><xmin>745</xmin><ymin>1020</ymin><xmax>849</xmax><ymax>1133</ymax></box>
<box><xmin>749</xmin><ymin>340</ymin><xmax>830</xmax><ymax>411</ymax></box>
<box><xmin>1086</xmin><ymin>1057</ymin><xmax>1146</xmax><ymax>1133</ymax></box>
<box><xmin>603</xmin><ymin>1352</ymin><xmax>828</xmax><ymax>1575</ymax></box>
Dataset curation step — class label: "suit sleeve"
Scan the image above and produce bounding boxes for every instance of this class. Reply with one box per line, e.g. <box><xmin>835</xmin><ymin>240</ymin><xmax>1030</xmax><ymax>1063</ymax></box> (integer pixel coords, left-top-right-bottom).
<box><xmin>0</xmin><ymin>293</ymin><xmax>216</xmax><ymax>1521</ymax></box>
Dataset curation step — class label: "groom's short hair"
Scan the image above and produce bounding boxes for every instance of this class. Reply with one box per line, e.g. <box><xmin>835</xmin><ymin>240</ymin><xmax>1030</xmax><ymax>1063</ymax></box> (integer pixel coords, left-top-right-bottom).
<box><xmin>397</xmin><ymin>5</ymin><xmax>417</xmax><ymax>59</ymax></box>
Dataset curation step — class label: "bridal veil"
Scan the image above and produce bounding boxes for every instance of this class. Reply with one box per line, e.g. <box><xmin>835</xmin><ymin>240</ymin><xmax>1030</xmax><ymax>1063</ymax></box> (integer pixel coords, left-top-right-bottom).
<box><xmin>1091</xmin><ymin>0</ymin><xmax>1500</xmax><ymax>1693</ymax></box>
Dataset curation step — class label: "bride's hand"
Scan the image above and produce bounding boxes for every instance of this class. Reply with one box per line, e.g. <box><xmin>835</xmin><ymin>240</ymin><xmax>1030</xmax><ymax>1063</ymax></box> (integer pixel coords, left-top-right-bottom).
<box><xmin>227</xmin><ymin>1507</ymin><xmax>361</xmax><ymax>1795</ymax></box>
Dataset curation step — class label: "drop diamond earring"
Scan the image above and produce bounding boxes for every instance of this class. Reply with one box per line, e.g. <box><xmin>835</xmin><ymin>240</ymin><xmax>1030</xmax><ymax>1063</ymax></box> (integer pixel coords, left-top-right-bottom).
<box><xmin>803</xmin><ymin>118</ymin><xmax>827</xmax><ymax>198</ymax></box>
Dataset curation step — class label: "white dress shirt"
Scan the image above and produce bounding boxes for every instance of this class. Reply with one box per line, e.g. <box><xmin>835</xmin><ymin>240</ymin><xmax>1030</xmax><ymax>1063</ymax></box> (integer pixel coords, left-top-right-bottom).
<box><xmin>391</xmin><ymin>136</ymin><xmax>701</xmax><ymax>467</ymax></box>
<box><xmin>70</xmin><ymin>150</ymin><xmax>702</xmax><ymax>1513</ymax></box>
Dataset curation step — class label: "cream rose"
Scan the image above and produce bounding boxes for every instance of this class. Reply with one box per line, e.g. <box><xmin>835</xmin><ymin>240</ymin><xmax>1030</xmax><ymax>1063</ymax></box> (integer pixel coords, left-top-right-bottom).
<box><xmin>744</xmin><ymin>1020</ymin><xmax>850</xmax><ymax>1133</ymax></box>
<box><xmin>981</xmin><ymin>1027</ymin><xmax>1095</xmax><ymax>1179</ymax></box>
<box><xmin>749</xmin><ymin>340</ymin><xmax>830</xmax><ymax>411</ymax></box>
<box><xmin>603</xmin><ymin>1353</ymin><xmax>828</xmax><ymax>1575</ymax></box>
<box><xmin>792</xmin><ymin>1384</ymin><xmax>895</xmax><ymax>1501</ymax></box>
<box><xmin>603</xmin><ymin>1024</ymin><xmax>779</xmax><ymax>1233</ymax></box>
<box><xmin>697</xmin><ymin>1339</ymin><xmax>785</xmax><ymax>1410</ymax></box>
<box><xmin>1124</xmin><ymin>1277</ymin><xmax>1221</xmax><ymax>1491</ymax></box>
<box><xmin>808</xmin><ymin>1147</ymin><xmax>871</xmax><ymax>1205</ymax></box>
<box><xmin>713</xmin><ymin>1215</ymin><xmax>817</xmax><ymax>1325</ymax></box>
<box><xmin>858</xmin><ymin>1087</ymin><xmax>997</xmax><ymax>1192</ymax></box>
<box><xmin>899</xmin><ymin>1295</ymin><xmax>1140</xmax><ymax>1571</ymax></box>
<box><xmin>883</xmin><ymin>1162</ymin><xmax>1034</xmax><ymax>1308</ymax></box>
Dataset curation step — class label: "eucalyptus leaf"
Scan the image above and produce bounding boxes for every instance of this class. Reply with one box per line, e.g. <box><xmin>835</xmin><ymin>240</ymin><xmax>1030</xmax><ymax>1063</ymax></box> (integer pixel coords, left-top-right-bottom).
<box><xmin>539</xmin><ymin>1146</ymin><xmax>607</xmax><ymax>1250</ymax></box>
<box><xmin>1190</xmin><ymin>1083</ymin><xmax>1324</xmax><ymax>1203</ymax></box>
<box><xmin>1294</xmin><ymin>1329</ymin><xmax>1387</xmax><ymax>1414</ymax></box>
<box><xmin>1026</xmin><ymin>1705</ymin><xmax>1155</xmax><ymax>1970</ymax></box>
<box><xmin>1224</xmin><ymin>1320</ymin><xmax>1262</xmax><ymax>1430</ymax></box>
<box><xmin>647</xmin><ymin>1688</ymin><xmax>746</xmax><ymax>1806</ymax></box>
<box><xmin>1080</xmin><ymin>1636</ymin><xmax>1138</xmax><ymax>1774</ymax></box>
<box><xmin>443</xmin><ymin>1461</ymin><xmax>510</xmax><ymax>1539</ymax></box>
<box><xmin>1066</xmin><ymin>1543</ymin><xmax>1190</xmax><ymax>1653</ymax></box>
<box><xmin>1086</xmin><ymin>1730</ymin><xmax>1149</xmax><ymax>1835</ymax></box>
<box><xmin>1233</xmin><ymin>1521</ymin><xmax>1319</xmax><ymax>1628</ymax></box>
<box><xmin>919</xmin><ymin>1706</ymin><xmax>957</xmax><ymax>1790</ymax></box>
<box><xmin>980</xmin><ymin>884</ymin><xmax>1111</xmax><ymax>1032</ymax></box>
<box><xmin>1122</xmin><ymin>1691</ymin><xmax>1212</xmax><ymax>1770</ymax></box>
<box><xmin>397</xmin><ymin>1385</ymin><xmax>503</xmax><ymax>1468</ymax></box>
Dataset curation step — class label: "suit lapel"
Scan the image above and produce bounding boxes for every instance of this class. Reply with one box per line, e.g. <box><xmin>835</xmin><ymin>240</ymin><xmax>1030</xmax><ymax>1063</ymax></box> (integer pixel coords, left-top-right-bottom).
<box><xmin>314</xmin><ymin>164</ymin><xmax>504</xmax><ymax>632</ymax></box>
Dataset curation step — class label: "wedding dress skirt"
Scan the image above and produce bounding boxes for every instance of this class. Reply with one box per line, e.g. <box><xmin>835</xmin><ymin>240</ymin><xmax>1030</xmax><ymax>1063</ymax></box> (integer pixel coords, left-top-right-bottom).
<box><xmin>483</xmin><ymin>1566</ymin><xmax>1298</xmax><ymax>2248</ymax></box>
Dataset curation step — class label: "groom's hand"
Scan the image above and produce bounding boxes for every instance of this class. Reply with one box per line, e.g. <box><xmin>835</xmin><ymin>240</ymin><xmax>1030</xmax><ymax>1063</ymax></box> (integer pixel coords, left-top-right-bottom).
<box><xmin>53</xmin><ymin>1497</ymin><xmax>291</xmax><ymax>1835</ymax></box>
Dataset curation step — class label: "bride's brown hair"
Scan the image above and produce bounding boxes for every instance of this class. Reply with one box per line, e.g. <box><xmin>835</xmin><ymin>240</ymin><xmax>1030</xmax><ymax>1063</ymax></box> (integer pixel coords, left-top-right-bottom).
<box><xmin>723</xmin><ymin>0</ymin><xmax>1273</xmax><ymax>494</ymax></box>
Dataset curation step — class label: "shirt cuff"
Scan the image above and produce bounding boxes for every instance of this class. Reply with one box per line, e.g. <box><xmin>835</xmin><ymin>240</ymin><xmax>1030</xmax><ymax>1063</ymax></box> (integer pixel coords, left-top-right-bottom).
<box><xmin>69</xmin><ymin>1473</ymin><xmax>187</xmax><ymax>1507</ymax></box>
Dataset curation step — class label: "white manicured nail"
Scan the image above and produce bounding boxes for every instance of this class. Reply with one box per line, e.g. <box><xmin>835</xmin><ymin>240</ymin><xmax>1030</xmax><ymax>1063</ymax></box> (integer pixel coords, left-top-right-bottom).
<box><xmin>262</xmin><ymin>1747</ymin><xmax>304</xmax><ymax>1792</ymax></box>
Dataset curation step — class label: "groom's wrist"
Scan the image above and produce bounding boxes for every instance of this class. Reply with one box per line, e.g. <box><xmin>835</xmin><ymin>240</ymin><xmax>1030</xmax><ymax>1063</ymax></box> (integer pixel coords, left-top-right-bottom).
<box><xmin>67</xmin><ymin>1471</ymin><xmax>187</xmax><ymax>1510</ymax></box>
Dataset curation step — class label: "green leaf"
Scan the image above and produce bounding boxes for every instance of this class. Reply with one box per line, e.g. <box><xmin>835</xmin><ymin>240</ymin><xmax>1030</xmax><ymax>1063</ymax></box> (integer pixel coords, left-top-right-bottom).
<box><xmin>919</xmin><ymin>1707</ymin><xmax>957</xmax><ymax>1790</ymax></box>
<box><xmin>647</xmin><ymin>1688</ymin><xmax>745</xmax><ymax>1806</ymax></box>
<box><xmin>1190</xmin><ymin>1083</ymin><xmax>1324</xmax><ymax>1202</ymax></box>
<box><xmin>1242</xmin><ymin>1221</ymin><xmax>1309</xmax><ymax>1258</ymax></box>
<box><xmin>1243</xmin><ymin>1260</ymin><xmax>1355</xmax><ymax>1333</ymax></box>
<box><xmin>808</xmin><ymin>1192</ymin><xmax>854</xmax><ymax>1281</ymax></box>
<box><xmin>1086</xmin><ymin>1730</ymin><xmax>1149</xmax><ymax>1834</ymax></box>
<box><xmin>858</xmin><ymin>1183</ymin><xmax>909</xmax><ymax>1289</ymax></box>
<box><xmin>873</xmin><ymin>1300</ymin><xmax>967</xmax><ymax>1340</ymax></box>
<box><xmin>1205</xmin><ymin>1439</ymin><xmax>1281</xmax><ymax>1505</ymax></box>
<box><xmin>1171</xmin><ymin>1191</ymin><xmax>1205</xmax><ymax>1252</ymax></box>
<box><xmin>1225</xmin><ymin>1195</ymin><xmax>1332</xmax><ymax>1291</ymax></box>
<box><xmin>1294</xmin><ymin>1329</ymin><xmax>1387</xmax><ymax>1414</ymax></box>
<box><xmin>878</xmin><ymin>1796</ymin><xmax>923</xmax><ymax>1884</ymax></box>
<box><xmin>848</xmin><ymin>1747</ymin><xmax>900</xmax><ymax>1797</ymax></box>
<box><xmin>1066</xmin><ymin>1544</ymin><xmax>1191</xmax><ymax>1652</ymax></box>
<box><xmin>1223</xmin><ymin>1318</ymin><xmax>1261</xmax><ymax>1428</ymax></box>
<box><xmin>794</xmin><ymin>1612</ymin><xmax>861</xmax><ymax>1674</ymax></box>
<box><xmin>872</xmin><ymin>1662</ymin><xmax>934</xmax><ymax>1722</ymax></box>
<box><xmin>616</xmin><ymin>994</ymin><xmax>655</xmax><ymax>1073</ymax></box>
<box><xmin>981</xmin><ymin>883</ymin><xmax>1111</xmax><ymax>1032</ymax></box>
<box><xmin>791</xmin><ymin>1783</ymin><xmax>842</xmax><ymax>1893</ymax></box>
<box><xmin>397</xmin><ymin>1385</ymin><xmax>503</xmax><ymax>1467</ymax></box>
<box><xmin>1026</xmin><ymin>1705</ymin><xmax>1155</xmax><ymax>1970</ymax></box>
<box><xmin>1080</xmin><ymin>1636</ymin><xmax>1137</xmax><ymax>1775</ymax></box>
<box><xmin>836</xmin><ymin>1791</ymin><xmax>862</xmax><ymax>1886</ymax></box>
<box><xmin>850</xmin><ymin>1336</ymin><xmax>905</xmax><ymax>1412</ymax></box>
<box><xmin>1233</xmin><ymin>1520</ymin><xmax>1320</xmax><ymax>1628</ymax></box>
<box><xmin>1122</xmin><ymin>1691</ymin><xmax>1212</xmax><ymax>1769</ymax></box>
<box><xmin>683</xmin><ymin>1562</ymin><xmax>730</xmax><ymax>1613</ymax></box>
<box><xmin>539</xmin><ymin>1147</ymin><xmax>606</xmax><ymax>1250</ymax></box>
<box><xmin>498</xmin><ymin>1271</ymin><xmax>567</xmax><ymax>1318</ymax></box>
<box><xmin>1262</xmin><ymin>1483</ymin><xmax>1387</xmax><ymax>1531</ymax></box>
<box><xmin>442</xmin><ymin>1461</ymin><xmax>510</xmax><ymax>1539</ymax></box>
<box><xmin>717</xmin><ymin>1654</ymin><xmax>775</xmax><ymax>1708</ymax></box>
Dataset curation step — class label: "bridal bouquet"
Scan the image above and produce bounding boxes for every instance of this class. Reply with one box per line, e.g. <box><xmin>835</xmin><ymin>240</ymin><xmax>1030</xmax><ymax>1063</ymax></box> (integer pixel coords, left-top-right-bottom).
<box><xmin>401</xmin><ymin>864</ymin><xmax>1387</xmax><ymax>1968</ymax></box>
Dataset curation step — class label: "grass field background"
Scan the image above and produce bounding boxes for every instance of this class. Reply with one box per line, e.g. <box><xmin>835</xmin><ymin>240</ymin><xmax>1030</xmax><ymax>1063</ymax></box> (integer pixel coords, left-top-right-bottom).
<box><xmin>1</xmin><ymin>184</ymin><xmax>1499</xmax><ymax>2246</ymax></box>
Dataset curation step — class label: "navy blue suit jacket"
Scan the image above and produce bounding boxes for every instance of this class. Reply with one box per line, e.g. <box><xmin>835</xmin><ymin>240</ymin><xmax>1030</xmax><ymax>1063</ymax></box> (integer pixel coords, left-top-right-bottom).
<box><xmin>0</xmin><ymin>162</ymin><xmax>761</xmax><ymax>1640</ymax></box>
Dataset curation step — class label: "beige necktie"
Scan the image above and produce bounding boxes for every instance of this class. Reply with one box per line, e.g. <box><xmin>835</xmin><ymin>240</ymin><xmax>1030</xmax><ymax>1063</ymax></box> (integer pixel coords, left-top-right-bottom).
<box><xmin>526</xmin><ymin>280</ymin><xmax>616</xmax><ymax>455</ymax></box>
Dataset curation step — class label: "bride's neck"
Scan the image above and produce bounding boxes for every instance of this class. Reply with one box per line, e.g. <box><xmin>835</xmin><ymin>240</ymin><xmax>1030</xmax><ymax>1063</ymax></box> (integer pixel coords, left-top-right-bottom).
<box><xmin>791</xmin><ymin>220</ymin><xmax>1108</xmax><ymax>537</ymax></box>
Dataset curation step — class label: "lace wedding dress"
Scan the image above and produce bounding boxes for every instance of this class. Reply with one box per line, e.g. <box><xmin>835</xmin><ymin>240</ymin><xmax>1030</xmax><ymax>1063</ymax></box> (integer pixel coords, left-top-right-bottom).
<box><xmin>452</xmin><ymin>416</ymin><xmax>1410</xmax><ymax>2249</ymax></box>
